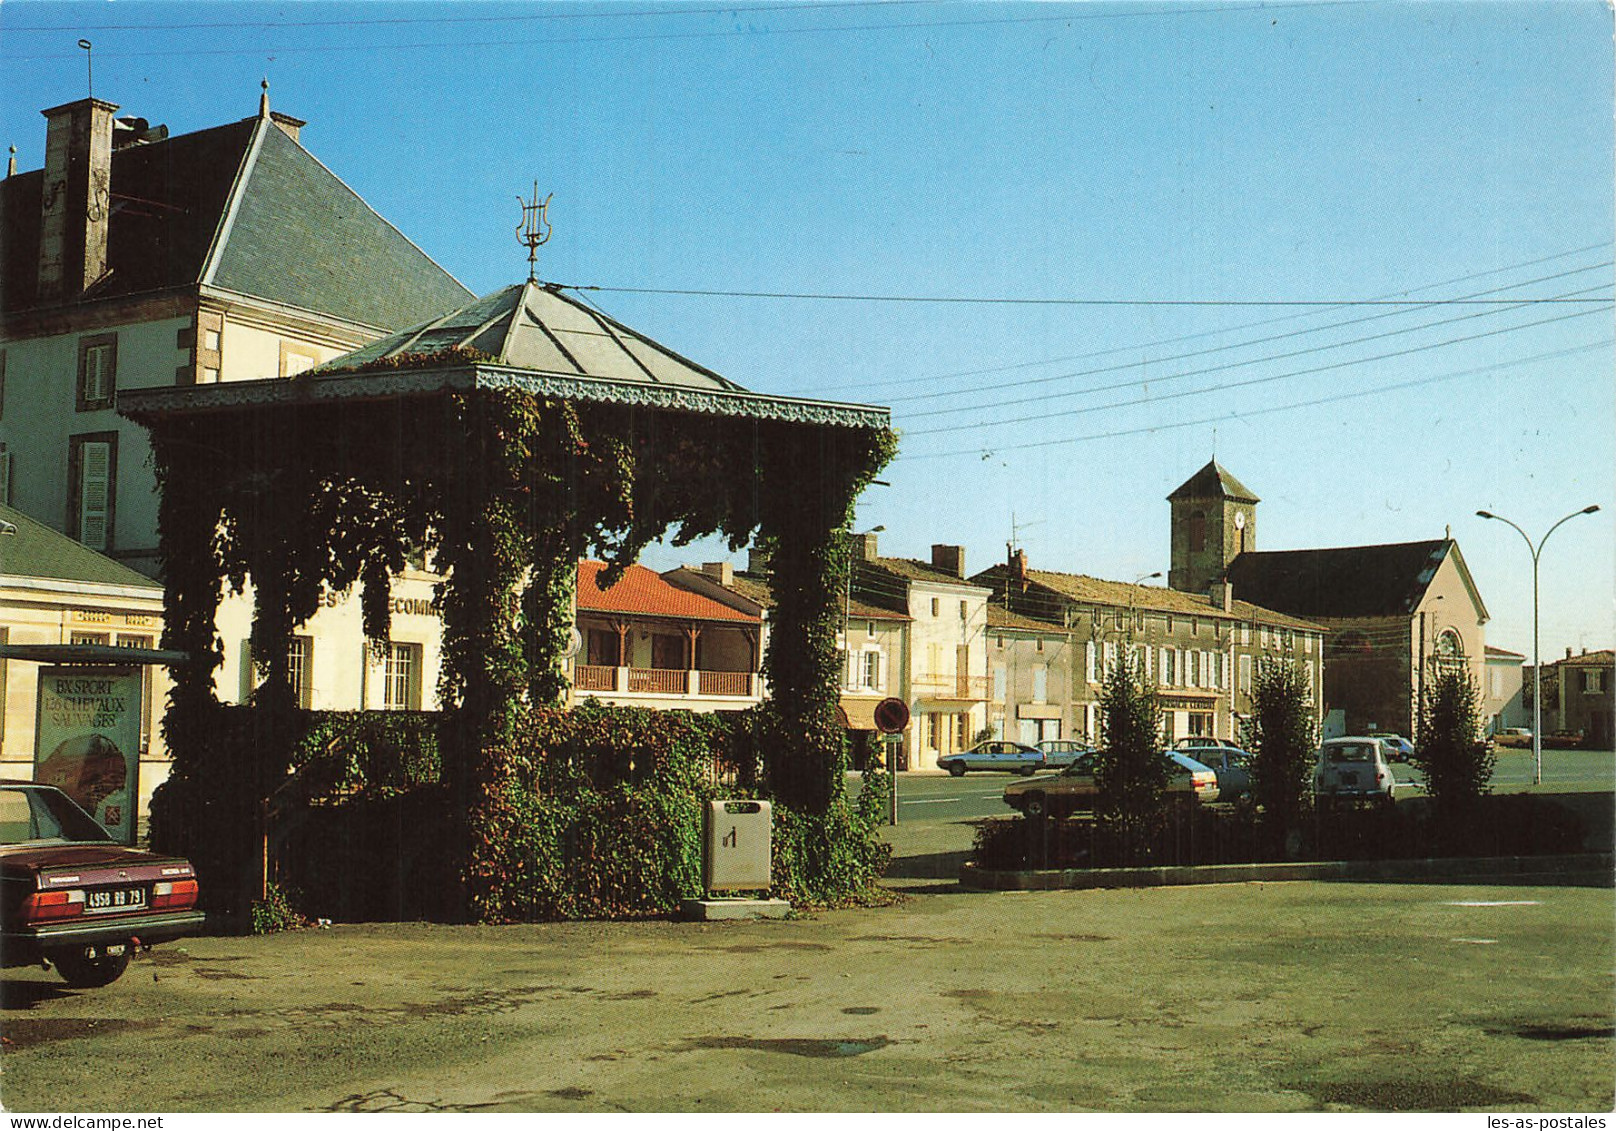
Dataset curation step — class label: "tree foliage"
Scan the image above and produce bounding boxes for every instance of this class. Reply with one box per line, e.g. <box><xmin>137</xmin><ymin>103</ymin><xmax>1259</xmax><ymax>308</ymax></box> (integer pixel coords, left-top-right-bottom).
<box><xmin>1413</xmin><ymin>662</ymin><xmax>1494</xmax><ymax>822</ymax></box>
<box><xmin>141</xmin><ymin>370</ymin><xmax>897</xmax><ymax>921</ymax></box>
<box><xmin>1241</xmin><ymin>657</ymin><xmax>1317</xmax><ymax>840</ymax></box>
<box><xmin>1092</xmin><ymin>649</ymin><xmax>1169</xmax><ymax>864</ymax></box>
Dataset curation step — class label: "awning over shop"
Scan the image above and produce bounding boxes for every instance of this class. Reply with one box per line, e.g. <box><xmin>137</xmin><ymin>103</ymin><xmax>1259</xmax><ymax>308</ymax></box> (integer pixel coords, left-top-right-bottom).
<box><xmin>0</xmin><ymin>643</ymin><xmax>189</xmax><ymax>666</ymax></box>
<box><xmin>836</xmin><ymin>696</ymin><xmax>882</xmax><ymax>731</ymax></box>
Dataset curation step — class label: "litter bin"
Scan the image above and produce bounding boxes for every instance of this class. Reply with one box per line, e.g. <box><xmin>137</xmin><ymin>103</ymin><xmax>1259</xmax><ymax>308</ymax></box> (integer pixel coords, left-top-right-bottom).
<box><xmin>705</xmin><ymin>799</ymin><xmax>771</xmax><ymax>892</ymax></box>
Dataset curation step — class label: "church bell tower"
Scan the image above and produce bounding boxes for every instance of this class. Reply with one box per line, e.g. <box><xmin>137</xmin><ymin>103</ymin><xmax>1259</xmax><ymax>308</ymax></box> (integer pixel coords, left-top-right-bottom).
<box><xmin>1168</xmin><ymin>460</ymin><xmax>1259</xmax><ymax>595</ymax></box>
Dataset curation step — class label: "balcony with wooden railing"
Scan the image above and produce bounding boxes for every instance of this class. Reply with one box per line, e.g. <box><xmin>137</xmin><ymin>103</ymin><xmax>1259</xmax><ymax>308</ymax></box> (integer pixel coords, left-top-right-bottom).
<box><xmin>569</xmin><ymin>665</ymin><xmax>759</xmax><ymax>703</ymax></box>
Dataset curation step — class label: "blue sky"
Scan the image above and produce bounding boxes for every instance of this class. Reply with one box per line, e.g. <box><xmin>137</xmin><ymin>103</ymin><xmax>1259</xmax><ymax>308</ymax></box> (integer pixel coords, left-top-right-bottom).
<box><xmin>5</xmin><ymin>0</ymin><xmax>1612</xmax><ymax>660</ymax></box>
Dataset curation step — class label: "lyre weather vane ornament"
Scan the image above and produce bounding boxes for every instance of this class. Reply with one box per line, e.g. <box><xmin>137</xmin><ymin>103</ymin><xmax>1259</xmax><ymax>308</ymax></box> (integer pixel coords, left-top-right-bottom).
<box><xmin>517</xmin><ymin>183</ymin><xmax>553</xmax><ymax>284</ymax></box>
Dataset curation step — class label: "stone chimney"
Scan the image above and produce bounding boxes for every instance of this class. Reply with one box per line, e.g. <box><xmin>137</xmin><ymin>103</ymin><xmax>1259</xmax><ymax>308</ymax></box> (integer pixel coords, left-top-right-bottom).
<box><xmin>270</xmin><ymin>112</ymin><xmax>305</xmax><ymax>144</ymax></box>
<box><xmin>849</xmin><ymin>531</ymin><xmax>880</xmax><ymax>562</ymax></box>
<box><xmin>1010</xmin><ymin>547</ymin><xmax>1028</xmax><ymax>584</ymax></box>
<box><xmin>746</xmin><ymin>546</ymin><xmax>770</xmax><ymax>575</ymax></box>
<box><xmin>38</xmin><ymin>97</ymin><xmax>119</xmax><ymax>302</ymax></box>
<box><xmin>701</xmin><ymin>561</ymin><xmax>734</xmax><ymax>586</ymax></box>
<box><xmin>1210</xmin><ymin>579</ymin><xmax>1233</xmax><ymax>612</ymax></box>
<box><xmin>931</xmin><ymin>544</ymin><xmax>965</xmax><ymax>579</ymax></box>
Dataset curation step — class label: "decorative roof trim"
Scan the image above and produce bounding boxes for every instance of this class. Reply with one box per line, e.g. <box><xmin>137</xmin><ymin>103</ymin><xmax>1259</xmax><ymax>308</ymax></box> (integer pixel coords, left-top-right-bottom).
<box><xmin>474</xmin><ymin>365</ymin><xmax>889</xmax><ymax>427</ymax></box>
<box><xmin>118</xmin><ymin>362</ymin><xmax>891</xmax><ymax>429</ymax></box>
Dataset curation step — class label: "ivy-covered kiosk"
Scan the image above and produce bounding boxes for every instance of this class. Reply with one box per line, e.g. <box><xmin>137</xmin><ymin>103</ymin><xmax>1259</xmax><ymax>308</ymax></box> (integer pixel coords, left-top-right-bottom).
<box><xmin>118</xmin><ymin>282</ymin><xmax>896</xmax><ymax>922</ymax></box>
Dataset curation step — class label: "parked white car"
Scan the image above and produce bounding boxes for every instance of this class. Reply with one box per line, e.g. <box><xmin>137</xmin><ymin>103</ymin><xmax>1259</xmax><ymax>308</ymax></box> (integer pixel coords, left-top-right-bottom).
<box><xmin>1313</xmin><ymin>737</ymin><xmax>1397</xmax><ymax>806</ymax></box>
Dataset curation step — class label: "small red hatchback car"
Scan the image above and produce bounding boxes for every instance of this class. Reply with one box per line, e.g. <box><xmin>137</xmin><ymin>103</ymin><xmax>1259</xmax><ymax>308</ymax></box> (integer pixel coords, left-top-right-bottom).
<box><xmin>1</xmin><ymin>780</ymin><xmax>205</xmax><ymax>987</ymax></box>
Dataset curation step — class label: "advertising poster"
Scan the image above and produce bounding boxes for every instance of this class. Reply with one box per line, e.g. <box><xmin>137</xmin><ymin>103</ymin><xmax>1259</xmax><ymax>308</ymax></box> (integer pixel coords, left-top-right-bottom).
<box><xmin>33</xmin><ymin>666</ymin><xmax>143</xmax><ymax>844</ymax></box>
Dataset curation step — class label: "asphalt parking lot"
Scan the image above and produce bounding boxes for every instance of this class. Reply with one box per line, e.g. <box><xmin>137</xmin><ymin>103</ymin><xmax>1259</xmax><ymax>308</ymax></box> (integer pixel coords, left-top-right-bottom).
<box><xmin>3</xmin><ymin>874</ymin><xmax>1612</xmax><ymax>1112</ymax></box>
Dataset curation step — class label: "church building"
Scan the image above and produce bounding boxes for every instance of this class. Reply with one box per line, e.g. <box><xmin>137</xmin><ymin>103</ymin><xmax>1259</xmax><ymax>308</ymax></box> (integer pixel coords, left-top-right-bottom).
<box><xmin>1167</xmin><ymin>460</ymin><xmax>1489</xmax><ymax>738</ymax></box>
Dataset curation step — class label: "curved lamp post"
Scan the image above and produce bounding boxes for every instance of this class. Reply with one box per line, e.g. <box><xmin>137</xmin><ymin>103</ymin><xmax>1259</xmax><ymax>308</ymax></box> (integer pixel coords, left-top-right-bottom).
<box><xmin>1127</xmin><ymin>571</ymin><xmax>1163</xmax><ymax>645</ymax></box>
<box><xmin>1476</xmin><ymin>505</ymin><xmax>1601</xmax><ymax>786</ymax></box>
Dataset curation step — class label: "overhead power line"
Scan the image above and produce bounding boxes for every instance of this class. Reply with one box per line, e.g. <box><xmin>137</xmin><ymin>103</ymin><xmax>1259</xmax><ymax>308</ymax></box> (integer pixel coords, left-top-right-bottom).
<box><xmin>796</xmin><ymin>241</ymin><xmax>1616</xmax><ymax>396</ymax></box>
<box><xmin>903</xmin><ymin>303</ymin><xmax>1612</xmax><ymax>436</ymax></box>
<box><xmin>898</xmin><ymin>338</ymin><xmax>1613</xmax><ymax>461</ymax></box>
<box><xmin>900</xmin><ymin>279</ymin><xmax>1610</xmax><ymax>422</ymax></box>
<box><xmin>5</xmin><ymin>1</ymin><xmax>932</xmax><ymax>33</ymax></box>
<box><xmin>3</xmin><ymin>1</ymin><xmax>1340</xmax><ymax>60</ymax></box>
<box><xmin>566</xmin><ymin>284</ymin><xmax>1608</xmax><ymax>309</ymax></box>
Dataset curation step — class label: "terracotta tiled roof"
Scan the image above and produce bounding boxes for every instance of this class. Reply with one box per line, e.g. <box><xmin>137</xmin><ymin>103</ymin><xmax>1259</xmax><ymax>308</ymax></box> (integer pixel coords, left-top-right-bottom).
<box><xmin>729</xmin><ymin>571</ymin><xmax>909</xmax><ymax>621</ymax></box>
<box><xmin>1485</xmin><ymin>645</ymin><xmax>1526</xmax><ymax>660</ymax></box>
<box><xmin>725</xmin><ymin>573</ymin><xmax>775</xmax><ymax>609</ymax></box>
<box><xmin>576</xmin><ymin>562</ymin><xmax>758</xmax><ymax>624</ymax></box>
<box><xmin>863</xmin><ymin>557</ymin><xmax>982</xmax><ymax>587</ymax></box>
<box><xmin>1544</xmin><ymin>649</ymin><xmax>1615</xmax><ymax>670</ymax></box>
<box><xmin>987</xmin><ymin>605</ymin><xmax>1066</xmax><ymax>634</ymax></box>
<box><xmin>973</xmin><ymin>564</ymin><xmax>1324</xmax><ymax>632</ymax></box>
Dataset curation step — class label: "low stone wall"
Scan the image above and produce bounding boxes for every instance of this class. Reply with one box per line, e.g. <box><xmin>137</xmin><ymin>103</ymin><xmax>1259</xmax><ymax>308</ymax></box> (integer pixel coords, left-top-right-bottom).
<box><xmin>961</xmin><ymin>852</ymin><xmax>1615</xmax><ymax>891</ymax></box>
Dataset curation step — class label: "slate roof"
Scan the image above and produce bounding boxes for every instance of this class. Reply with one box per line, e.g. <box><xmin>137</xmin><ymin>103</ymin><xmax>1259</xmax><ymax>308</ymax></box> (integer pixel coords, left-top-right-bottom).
<box><xmin>318</xmin><ymin>281</ymin><xmax>745</xmax><ymax>391</ymax></box>
<box><xmin>1168</xmin><ymin>459</ymin><xmax>1259</xmax><ymax>503</ymax></box>
<box><xmin>0</xmin><ymin>504</ymin><xmax>161</xmax><ymax>590</ymax></box>
<box><xmin>206</xmin><ymin>123</ymin><xmax>472</xmax><ymax>328</ymax></box>
<box><xmin>575</xmin><ymin>561</ymin><xmax>758</xmax><ymax>624</ymax></box>
<box><xmin>3</xmin><ymin>112</ymin><xmax>470</xmax><ymax>328</ymax></box>
<box><xmin>973</xmin><ymin>563</ymin><xmax>1323</xmax><ymax>632</ymax></box>
<box><xmin>1225</xmin><ymin>539</ymin><xmax>1455</xmax><ymax>620</ymax></box>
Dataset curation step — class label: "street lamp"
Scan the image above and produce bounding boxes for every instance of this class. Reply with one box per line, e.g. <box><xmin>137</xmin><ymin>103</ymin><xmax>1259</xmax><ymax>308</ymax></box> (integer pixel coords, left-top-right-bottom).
<box><xmin>1476</xmin><ymin>505</ymin><xmax>1601</xmax><ymax>786</ymax></box>
<box><xmin>1127</xmin><ymin>571</ymin><xmax>1162</xmax><ymax>645</ymax></box>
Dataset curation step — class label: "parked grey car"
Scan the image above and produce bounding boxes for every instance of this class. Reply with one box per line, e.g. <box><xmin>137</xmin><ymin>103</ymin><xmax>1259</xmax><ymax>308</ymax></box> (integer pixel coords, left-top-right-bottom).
<box><xmin>1313</xmin><ymin>737</ymin><xmax>1397</xmax><ymax>806</ymax></box>
<box><xmin>1035</xmin><ymin>739</ymin><xmax>1095</xmax><ymax>769</ymax></box>
<box><xmin>938</xmin><ymin>741</ymin><xmax>1045</xmax><ymax>777</ymax></box>
<box><xmin>1190</xmin><ymin>745</ymin><xmax>1253</xmax><ymax>802</ymax></box>
<box><xmin>1370</xmin><ymin>733</ymin><xmax>1415</xmax><ymax>762</ymax></box>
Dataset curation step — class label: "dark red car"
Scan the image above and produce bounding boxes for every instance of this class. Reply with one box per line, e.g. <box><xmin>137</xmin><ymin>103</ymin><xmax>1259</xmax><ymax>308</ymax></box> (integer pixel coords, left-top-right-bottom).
<box><xmin>1</xmin><ymin>780</ymin><xmax>205</xmax><ymax>987</ymax></box>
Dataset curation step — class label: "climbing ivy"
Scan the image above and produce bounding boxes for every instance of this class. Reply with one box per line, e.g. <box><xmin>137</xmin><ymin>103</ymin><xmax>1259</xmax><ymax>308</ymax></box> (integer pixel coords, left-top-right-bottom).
<box><xmin>139</xmin><ymin>360</ymin><xmax>897</xmax><ymax>922</ymax></box>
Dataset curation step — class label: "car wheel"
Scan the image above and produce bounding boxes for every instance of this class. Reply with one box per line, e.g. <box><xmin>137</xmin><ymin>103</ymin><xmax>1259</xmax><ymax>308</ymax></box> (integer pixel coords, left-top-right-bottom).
<box><xmin>51</xmin><ymin>947</ymin><xmax>131</xmax><ymax>988</ymax></box>
<box><xmin>947</xmin><ymin>763</ymin><xmax>966</xmax><ymax>777</ymax></box>
<box><xmin>1024</xmin><ymin>793</ymin><xmax>1047</xmax><ymax>819</ymax></box>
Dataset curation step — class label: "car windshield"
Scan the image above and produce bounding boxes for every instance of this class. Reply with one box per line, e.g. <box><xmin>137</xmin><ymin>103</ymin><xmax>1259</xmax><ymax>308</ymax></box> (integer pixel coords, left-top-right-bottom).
<box><xmin>1325</xmin><ymin>744</ymin><xmax>1377</xmax><ymax>764</ymax></box>
<box><xmin>0</xmin><ymin>786</ymin><xmax>115</xmax><ymax>845</ymax></box>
